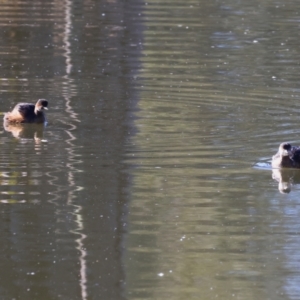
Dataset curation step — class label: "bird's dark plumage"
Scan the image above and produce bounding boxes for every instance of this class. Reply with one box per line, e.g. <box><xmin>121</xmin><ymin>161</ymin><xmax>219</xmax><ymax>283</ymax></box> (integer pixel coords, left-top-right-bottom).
<box><xmin>3</xmin><ymin>99</ymin><xmax>48</xmax><ymax>124</ymax></box>
<box><xmin>272</xmin><ymin>143</ymin><xmax>300</xmax><ymax>169</ymax></box>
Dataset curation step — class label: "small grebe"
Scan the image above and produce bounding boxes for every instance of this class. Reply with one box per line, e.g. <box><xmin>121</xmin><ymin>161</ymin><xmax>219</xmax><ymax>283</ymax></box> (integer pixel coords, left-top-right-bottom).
<box><xmin>272</xmin><ymin>143</ymin><xmax>300</xmax><ymax>169</ymax></box>
<box><xmin>3</xmin><ymin>99</ymin><xmax>48</xmax><ymax>123</ymax></box>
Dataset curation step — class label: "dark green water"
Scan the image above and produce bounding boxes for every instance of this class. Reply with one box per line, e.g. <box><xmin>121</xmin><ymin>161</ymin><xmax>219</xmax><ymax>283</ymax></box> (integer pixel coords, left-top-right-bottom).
<box><xmin>0</xmin><ymin>1</ymin><xmax>300</xmax><ymax>299</ymax></box>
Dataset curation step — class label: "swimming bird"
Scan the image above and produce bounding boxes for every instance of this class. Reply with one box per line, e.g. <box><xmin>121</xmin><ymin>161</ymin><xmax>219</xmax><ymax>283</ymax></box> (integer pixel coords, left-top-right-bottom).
<box><xmin>3</xmin><ymin>99</ymin><xmax>48</xmax><ymax>123</ymax></box>
<box><xmin>272</xmin><ymin>142</ymin><xmax>300</xmax><ymax>169</ymax></box>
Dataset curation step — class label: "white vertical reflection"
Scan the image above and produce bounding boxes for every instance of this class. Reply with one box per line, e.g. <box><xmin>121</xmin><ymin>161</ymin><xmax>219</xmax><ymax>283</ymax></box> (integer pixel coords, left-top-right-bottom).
<box><xmin>64</xmin><ymin>0</ymin><xmax>72</xmax><ymax>75</ymax></box>
<box><xmin>63</xmin><ymin>0</ymin><xmax>87</xmax><ymax>299</ymax></box>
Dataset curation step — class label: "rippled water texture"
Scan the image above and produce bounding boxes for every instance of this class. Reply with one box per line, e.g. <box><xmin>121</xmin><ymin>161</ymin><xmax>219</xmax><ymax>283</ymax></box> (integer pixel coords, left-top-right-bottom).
<box><xmin>1</xmin><ymin>0</ymin><xmax>300</xmax><ymax>300</ymax></box>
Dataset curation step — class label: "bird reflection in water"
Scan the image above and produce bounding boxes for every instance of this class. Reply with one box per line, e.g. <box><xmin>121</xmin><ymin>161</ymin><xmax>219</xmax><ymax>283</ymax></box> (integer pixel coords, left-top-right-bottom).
<box><xmin>3</xmin><ymin>121</ymin><xmax>46</xmax><ymax>144</ymax></box>
<box><xmin>272</xmin><ymin>168</ymin><xmax>300</xmax><ymax>194</ymax></box>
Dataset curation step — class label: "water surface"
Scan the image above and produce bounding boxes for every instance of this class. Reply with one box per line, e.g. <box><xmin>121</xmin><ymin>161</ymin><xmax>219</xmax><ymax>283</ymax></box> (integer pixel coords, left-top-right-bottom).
<box><xmin>0</xmin><ymin>0</ymin><xmax>300</xmax><ymax>300</ymax></box>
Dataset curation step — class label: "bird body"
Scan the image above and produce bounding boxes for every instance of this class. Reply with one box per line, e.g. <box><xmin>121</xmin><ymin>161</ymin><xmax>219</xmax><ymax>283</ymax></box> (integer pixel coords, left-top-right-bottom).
<box><xmin>272</xmin><ymin>143</ymin><xmax>300</xmax><ymax>169</ymax></box>
<box><xmin>4</xmin><ymin>99</ymin><xmax>48</xmax><ymax>123</ymax></box>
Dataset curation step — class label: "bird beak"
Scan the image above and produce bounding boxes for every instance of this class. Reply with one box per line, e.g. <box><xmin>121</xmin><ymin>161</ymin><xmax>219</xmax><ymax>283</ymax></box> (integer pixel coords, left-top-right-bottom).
<box><xmin>43</xmin><ymin>107</ymin><xmax>48</xmax><ymax>110</ymax></box>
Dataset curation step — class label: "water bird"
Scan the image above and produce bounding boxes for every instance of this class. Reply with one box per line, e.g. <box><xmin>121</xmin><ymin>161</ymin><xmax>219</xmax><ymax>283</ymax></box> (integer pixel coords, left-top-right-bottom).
<box><xmin>272</xmin><ymin>142</ymin><xmax>300</xmax><ymax>169</ymax></box>
<box><xmin>3</xmin><ymin>99</ymin><xmax>48</xmax><ymax>124</ymax></box>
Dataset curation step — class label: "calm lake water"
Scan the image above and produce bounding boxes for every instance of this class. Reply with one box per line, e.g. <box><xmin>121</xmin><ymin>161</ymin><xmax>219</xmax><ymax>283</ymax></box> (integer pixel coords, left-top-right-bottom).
<box><xmin>0</xmin><ymin>0</ymin><xmax>300</xmax><ymax>299</ymax></box>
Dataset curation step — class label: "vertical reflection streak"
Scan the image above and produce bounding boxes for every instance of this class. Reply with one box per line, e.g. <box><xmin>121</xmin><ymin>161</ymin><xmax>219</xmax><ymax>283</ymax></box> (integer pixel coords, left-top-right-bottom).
<box><xmin>64</xmin><ymin>0</ymin><xmax>72</xmax><ymax>75</ymax></box>
<box><xmin>63</xmin><ymin>0</ymin><xmax>87</xmax><ymax>299</ymax></box>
